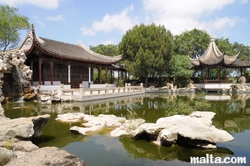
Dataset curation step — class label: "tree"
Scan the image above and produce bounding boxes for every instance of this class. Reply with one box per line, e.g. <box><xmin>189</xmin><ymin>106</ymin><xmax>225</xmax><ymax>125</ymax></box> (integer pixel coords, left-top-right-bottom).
<box><xmin>0</xmin><ymin>5</ymin><xmax>30</xmax><ymax>52</ymax></box>
<box><xmin>174</xmin><ymin>28</ymin><xmax>210</xmax><ymax>58</ymax></box>
<box><xmin>232</xmin><ymin>42</ymin><xmax>250</xmax><ymax>61</ymax></box>
<box><xmin>90</xmin><ymin>44</ymin><xmax>119</xmax><ymax>83</ymax></box>
<box><xmin>89</xmin><ymin>44</ymin><xmax>119</xmax><ymax>56</ymax></box>
<box><xmin>169</xmin><ymin>55</ymin><xmax>194</xmax><ymax>87</ymax></box>
<box><xmin>119</xmin><ymin>23</ymin><xmax>173</xmax><ymax>87</ymax></box>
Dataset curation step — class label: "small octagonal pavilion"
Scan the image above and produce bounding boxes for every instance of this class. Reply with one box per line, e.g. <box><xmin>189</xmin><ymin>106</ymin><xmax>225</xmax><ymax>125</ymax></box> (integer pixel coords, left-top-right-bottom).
<box><xmin>190</xmin><ymin>36</ymin><xmax>250</xmax><ymax>84</ymax></box>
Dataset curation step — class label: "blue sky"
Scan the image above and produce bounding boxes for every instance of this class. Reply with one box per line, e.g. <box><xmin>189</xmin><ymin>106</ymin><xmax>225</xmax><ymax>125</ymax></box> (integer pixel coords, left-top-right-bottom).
<box><xmin>0</xmin><ymin>0</ymin><xmax>250</xmax><ymax>48</ymax></box>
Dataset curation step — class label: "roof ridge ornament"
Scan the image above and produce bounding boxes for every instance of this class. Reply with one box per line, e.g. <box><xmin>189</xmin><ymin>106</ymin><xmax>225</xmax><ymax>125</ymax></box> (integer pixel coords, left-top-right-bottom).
<box><xmin>210</xmin><ymin>35</ymin><xmax>215</xmax><ymax>42</ymax></box>
<box><xmin>31</xmin><ymin>24</ymin><xmax>36</xmax><ymax>41</ymax></box>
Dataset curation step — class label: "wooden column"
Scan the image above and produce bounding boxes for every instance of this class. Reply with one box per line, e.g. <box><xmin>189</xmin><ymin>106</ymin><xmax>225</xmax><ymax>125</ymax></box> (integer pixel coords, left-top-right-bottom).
<box><xmin>30</xmin><ymin>59</ymin><xmax>33</xmax><ymax>85</ymax></box>
<box><xmin>91</xmin><ymin>67</ymin><xmax>94</xmax><ymax>82</ymax></box>
<box><xmin>98</xmin><ymin>67</ymin><xmax>101</xmax><ymax>84</ymax></box>
<box><xmin>50</xmin><ymin>59</ymin><xmax>54</xmax><ymax>85</ymax></box>
<box><xmin>39</xmin><ymin>56</ymin><xmax>42</xmax><ymax>85</ymax></box>
<box><xmin>110</xmin><ymin>70</ymin><xmax>113</xmax><ymax>83</ymax></box>
<box><xmin>224</xmin><ymin>68</ymin><xmax>227</xmax><ymax>82</ymax></box>
<box><xmin>68</xmin><ymin>64</ymin><xmax>71</xmax><ymax>84</ymax></box>
<box><xmin>217</xmin><ymin>67</ymin><xmax>221</xmax><ymax>83</ymax></box>
<box><xmin>105</xmin><ymin>66</ymin><xmax>108</xmax><ymax>83</ymax></box>
<box><xmin>118</xmin><ymin>70</ymin><xmax>120</xmax><ymax>82</ymax></box>
<box><xmin>88</xmin><ymin>66</ymin><xmax>91</xmax><ymax>83</ymax></box>
<box><xmin>205</xmin><ymin>67</ymin><xmax>208</xmax><ymax>83</ymax></box>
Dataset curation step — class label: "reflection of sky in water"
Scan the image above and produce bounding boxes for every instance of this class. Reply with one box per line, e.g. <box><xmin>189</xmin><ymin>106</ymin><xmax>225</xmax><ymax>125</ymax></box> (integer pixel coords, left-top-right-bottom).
<box><xmin>62</xmin><ymin>134</ymin><xmax>185</xmax><ymax>166</ymax></box>
<box><xmin>218</xmin><ymin>130</ymin><xmax>250</xmax><ymax>163</ymax></box>
<box><xmin>62</xmin><ymin>132</ymin><xmax>249</xmax><ymax>166</ymax></box>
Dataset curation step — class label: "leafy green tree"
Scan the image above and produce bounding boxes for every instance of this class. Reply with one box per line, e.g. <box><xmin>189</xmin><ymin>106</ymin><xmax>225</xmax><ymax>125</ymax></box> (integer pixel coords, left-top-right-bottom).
<box><xmin>119</xmin><ymin>23</ymin><xmax>173</xmax><ymax>87</ymax></box>
<box><xmin>232</xmin><ymin>42</ymin><xmax>250</xmax><ymax>61</ymax></box>
<box><xmin>90</xmin><ymin>44</ymin><xmax>119</xmax><ymax>56</ymax></box>
<box><xmin>90</xmin><ymin>44</ymin><xmax>119</xmax><ymax>83</ymax></box>
<box><xmin>174</xmin><ymin>28</ymin><xmax>210</xmax><ymax>58</ymax></box>
<box><xmin>169</xmin><ymin>55</ymin><xmax>194</xmax><ymax>87</ymax></box>
<box><xmin>0</xmin><ymin>5</ymin><xmax>30</xmax><ymax>52</ymax></box>
<box><xmin>215</xmin><ymin>38</ymin><xmax>236</xmax><ymax>56</ymax></box>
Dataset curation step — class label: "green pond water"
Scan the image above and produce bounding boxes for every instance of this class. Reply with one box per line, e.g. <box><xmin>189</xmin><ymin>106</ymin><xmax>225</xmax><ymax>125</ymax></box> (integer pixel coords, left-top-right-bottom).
<box><xmin>2</xmin><ymin>93</ymin><xmax>250</xmax><ymax>166</ymax></box>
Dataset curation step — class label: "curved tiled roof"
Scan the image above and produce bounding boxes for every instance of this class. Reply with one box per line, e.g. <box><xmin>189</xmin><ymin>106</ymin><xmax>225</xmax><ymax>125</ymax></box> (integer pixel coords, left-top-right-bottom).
<box><xmin>19</xmin><ymin>29</ymin><xmax>122</xmax><ymax>65</ymax></box>
<box><xmin>191</xmin><ymin>36</ymin><xmax>242</xmax><ymax>67</ymax></box>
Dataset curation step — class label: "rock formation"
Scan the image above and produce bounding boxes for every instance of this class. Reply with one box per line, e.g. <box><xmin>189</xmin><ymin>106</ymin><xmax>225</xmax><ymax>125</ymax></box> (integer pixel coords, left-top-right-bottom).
<box><xmin>131</xmin><ymin>111</ymin><xmax>234</xmax><ymax>148</ymax></box>
<box><xmin>0</xmin><ymin>50</ymin><xmax>33</xmax><ymax>102</ymax></box>
<box><xmin>230</xmin><ymin>76</ymin><xmax>250</xmax><ymax>91</ymax></box>
<box><xmin>56</xmin><ymin>113</ymin><xmax>144</xmax><ymax>136</ymax></box>
<box><xmin>4</xmin><ymin>147</ymin><xmax>87</xmax><ymax>166</ymax></box>
<box><xmin>56</xmin><ymin>111</ymin><xmax>234</xmax><ymax>149</ymax></box>
<box><xmin>0</xmin><ymin>104</ymin><xmax>87</xmax><ymax>166</ymax></box>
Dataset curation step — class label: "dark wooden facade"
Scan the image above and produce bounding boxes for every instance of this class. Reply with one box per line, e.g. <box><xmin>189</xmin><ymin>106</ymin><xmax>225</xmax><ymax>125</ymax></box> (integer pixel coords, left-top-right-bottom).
<box><xmin>19</xmin><ymin>26</ymin><xmax>124</xmax><ymax>88</ymax></box>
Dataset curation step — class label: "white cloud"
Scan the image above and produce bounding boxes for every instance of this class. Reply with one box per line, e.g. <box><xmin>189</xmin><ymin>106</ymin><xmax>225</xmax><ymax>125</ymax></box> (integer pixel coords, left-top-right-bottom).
<box><xmin>142</xmin><ymin>0</ymin><xmax>238</xmax><ymax>35</ymax></box>
<box><xmin>241</xmin><ymin>0</ymin><xmax>248</xmax><ymax>4</ymax></box>
<box><xmin>81</xmin><ymin>5</ymin><xmax>138</xmax><ymax>36</ymax></box>
<box><xmin>0</xmin><ymin>0</ymin><xmax>59</xmax><ymax>9</ymax></box>
<box><xmin>80</xmin><ymin>26</ymin><xmax>95</xmax><ymax>36</ymax></box>
<box><xmin>101</xmin><ymin>39</ymin><xmax>115</xmax><ymax>45</ymax></box>
<box><xmin>46</xmin><ymin>15</ymin><xmax>65</xmax><ymax>21</ymax></box>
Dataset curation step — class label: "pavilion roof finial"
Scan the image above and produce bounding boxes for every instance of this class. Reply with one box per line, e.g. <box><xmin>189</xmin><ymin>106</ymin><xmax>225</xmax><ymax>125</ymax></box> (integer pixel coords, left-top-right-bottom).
<box><xmin>210</xmin><ymin>35</ymin><xmax>215</xmax><ymax>42</ymax></box>
<box><xmin>31</xmin><ymin>24</ymin><xmax>36</xmax><ymax>41</ymax></box>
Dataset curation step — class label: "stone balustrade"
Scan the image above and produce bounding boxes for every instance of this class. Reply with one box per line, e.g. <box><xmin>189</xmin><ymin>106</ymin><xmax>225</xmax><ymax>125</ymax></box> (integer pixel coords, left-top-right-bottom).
<box><xmin>78</xmin><ymin>83</ymin><xmax>144</xmax><ymax>97</ymax></box>
<box><xmin>38</xmin><ymin>83</ymin><xmax>145</xmax><ymax>102</ymax></box>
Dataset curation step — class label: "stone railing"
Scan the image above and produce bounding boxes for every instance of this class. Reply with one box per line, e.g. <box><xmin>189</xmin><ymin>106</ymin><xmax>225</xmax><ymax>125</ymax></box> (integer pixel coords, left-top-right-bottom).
<box><xmin>78</xmin><ymin>83</ymin><xmax>144</xmax><ymax>97</ymax></box>
<box><xmin>38</xmin><ymin>83</ymin><xmax>145</xmax><ymax>100</ymax></box>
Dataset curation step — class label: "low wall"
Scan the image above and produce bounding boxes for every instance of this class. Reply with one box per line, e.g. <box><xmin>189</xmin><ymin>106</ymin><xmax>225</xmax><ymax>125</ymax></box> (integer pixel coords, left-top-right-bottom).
<box><xmin>90</xmin><ymin>84</ymin><xmax>116</xmax><ymax>88</ymax></box>
<box><xmin>79</xmin><ymin>84</ymin><xmax>144</xmax><ymax>97</ymax></box>
<box><xmin>38</xmin><ymin>84</ymin><xmax>71</xmax><ymax>91</ymax></box>
<box><xmin>194</xmin><ymin>83</ymin><xmax>234</xmax><ymax>89</ymax></box>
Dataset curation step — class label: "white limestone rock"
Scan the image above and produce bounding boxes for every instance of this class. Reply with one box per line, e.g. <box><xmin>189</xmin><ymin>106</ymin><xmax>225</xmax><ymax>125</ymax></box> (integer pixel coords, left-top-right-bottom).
<box><xmin>132</xmin><ymin>111</ymin><xmax>234</xmax><ymax>148</ymax></box>
<box><xmin>110</xmin><ymin>126</ymin><xmax>130</xmax><ymax>137</ymax></box>
<box><xmin>57</xmin><ymin>113</ymin><xmax>127</xmax><ymax>135</ymax></box>
<box><xmin>56</xmin><ymin>113</ymin><xmax>86</xmax><ymax>122</ymax></box>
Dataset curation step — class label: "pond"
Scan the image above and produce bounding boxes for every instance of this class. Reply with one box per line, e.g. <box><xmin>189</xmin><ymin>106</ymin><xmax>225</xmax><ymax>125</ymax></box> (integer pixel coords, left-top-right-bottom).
<box><xmin>2</xmin><ymin>93</ymin><xmax>250</xmax><ymax>166</ymax></box>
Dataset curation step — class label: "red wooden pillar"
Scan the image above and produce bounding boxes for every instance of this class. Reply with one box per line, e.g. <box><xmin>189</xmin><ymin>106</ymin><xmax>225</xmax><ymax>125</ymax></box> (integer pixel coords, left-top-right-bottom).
<box><xmin>50</xmin><ymin>59</ymin><xmax>54</xmax><ymax>85</ymax></box>
<box><xmin>205</xmin><ymin>67</ymin><xmax>208</xmax><ymax>83</ymax></box>
<box><xmin>217</xmin><ymin>67</ymin><xmax>221</xmax><ymax>83</ymax></box>
<box><xmin>39</xmin><ymin>56</ymin><xmax>42</xmax><ymax>85</ymax></box>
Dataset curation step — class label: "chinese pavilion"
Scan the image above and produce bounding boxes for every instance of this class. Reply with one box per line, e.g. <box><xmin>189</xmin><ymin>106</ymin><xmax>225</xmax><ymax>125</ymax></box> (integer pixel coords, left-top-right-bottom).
<box><xmin>190</xmin><ymin>36</ymin><xmax>250</xmax><ymax>83</ymax></box>
<box><xmin>18</xmin><ymin>26</ymin><xmax>123</xmax><ymax>88</ymax></box>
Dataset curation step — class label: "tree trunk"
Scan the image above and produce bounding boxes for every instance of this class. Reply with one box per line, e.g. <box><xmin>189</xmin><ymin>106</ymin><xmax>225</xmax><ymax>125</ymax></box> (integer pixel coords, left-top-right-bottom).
<box><xmin>144</xmin><ymin>72</ymin><xmax>148</xmax><ymax>87</ymax></box>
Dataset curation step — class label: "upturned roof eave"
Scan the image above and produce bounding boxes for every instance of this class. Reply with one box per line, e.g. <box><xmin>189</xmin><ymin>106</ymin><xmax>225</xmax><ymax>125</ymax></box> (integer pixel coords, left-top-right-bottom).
<box><xmin>19</xmin><ymin>26</ymin><xmax>123</xmax><ymax>65</ymax></box>
<box><xmin>32</xmin><ymin>41</ymin><xmax>122</xmax><ymax>65</ymax></box>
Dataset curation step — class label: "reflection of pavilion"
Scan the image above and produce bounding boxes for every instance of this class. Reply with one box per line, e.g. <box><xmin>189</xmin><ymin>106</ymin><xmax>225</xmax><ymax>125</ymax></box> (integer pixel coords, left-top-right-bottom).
<box><xmin>205</xmin><ymin>95</ymin><xmax>231</xmax><ymax>101</ymax></box>
<box><xmin>191</xmin><ymin>36</ymin><xmax>250</xmax><ymax>92</ymax></box>
<box><xmin>39</xmin><ymin>94</ymin><xmax>144</xmax><ymax>114</ymax></box>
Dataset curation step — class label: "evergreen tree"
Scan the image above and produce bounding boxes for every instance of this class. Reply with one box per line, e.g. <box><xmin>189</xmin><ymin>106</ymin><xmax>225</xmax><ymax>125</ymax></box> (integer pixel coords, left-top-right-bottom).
<box><xmin>174</xmin><ymin>28</ymin><xmax>210</xmax><ymax>58</ymax></box>
<box><xmin>119</xmin><ymin>23</ymin><xmax>173</xmax><ymax>87</ymax></box>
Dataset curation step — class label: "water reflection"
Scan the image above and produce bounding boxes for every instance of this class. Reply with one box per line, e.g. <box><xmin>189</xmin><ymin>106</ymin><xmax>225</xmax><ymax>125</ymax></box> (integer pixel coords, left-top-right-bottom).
<box><xmin>119</xmin><ymin>137</ymin><xmax>234</xmax><ymax>162</ymax></box>
<box><xmin>2</xmin><ymin>93</ymin><xmax>250</xmax><ymax>165</ymax></box>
